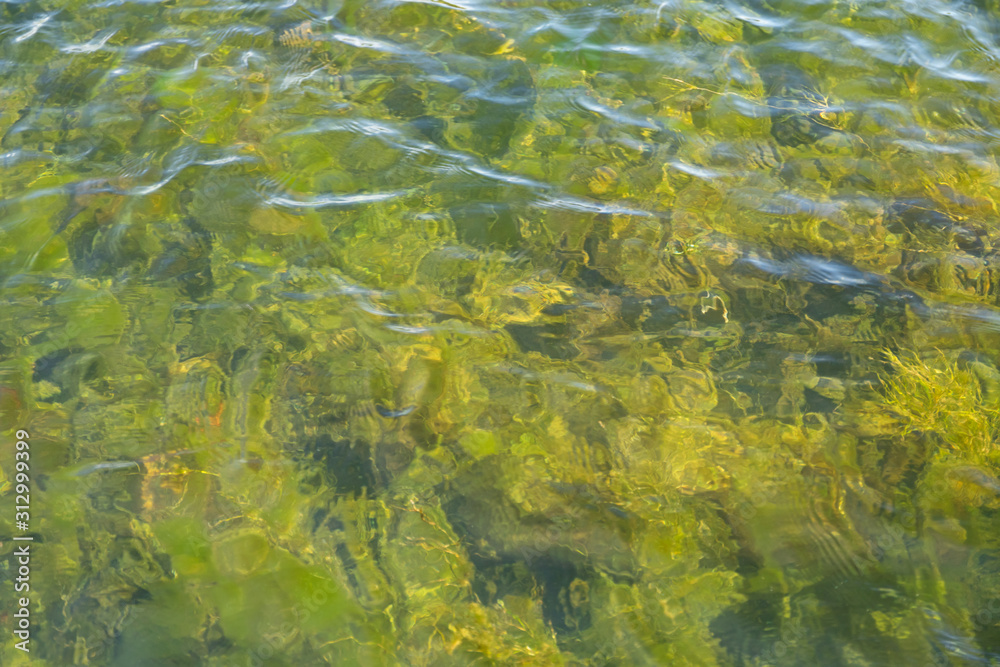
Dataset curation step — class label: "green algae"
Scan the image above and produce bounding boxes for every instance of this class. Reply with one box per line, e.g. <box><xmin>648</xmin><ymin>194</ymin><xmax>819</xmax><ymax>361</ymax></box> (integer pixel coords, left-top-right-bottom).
<box><xmin>2</xmin><ymin>0</ymin><xmax>1000</xmax><ymax>665</ymax></box>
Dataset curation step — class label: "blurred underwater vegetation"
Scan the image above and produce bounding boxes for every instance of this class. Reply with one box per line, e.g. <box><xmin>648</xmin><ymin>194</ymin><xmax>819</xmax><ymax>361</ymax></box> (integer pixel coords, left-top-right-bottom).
<box><xmin>4</xmin><ymin>0</ymin><xmax>1000</xmax><ymax>664</ymax></box>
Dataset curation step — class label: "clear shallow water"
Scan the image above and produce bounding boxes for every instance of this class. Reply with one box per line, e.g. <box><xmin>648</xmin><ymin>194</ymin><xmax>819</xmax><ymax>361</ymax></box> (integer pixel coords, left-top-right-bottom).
<box><xmin>3</xmin><ymin>0</ymin><xmax>1000</xmax><ymax>664</ymax></box>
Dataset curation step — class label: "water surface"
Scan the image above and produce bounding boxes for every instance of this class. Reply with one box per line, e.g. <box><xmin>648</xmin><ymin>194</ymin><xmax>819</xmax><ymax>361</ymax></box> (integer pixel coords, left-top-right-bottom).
<box><xmin>3</xmin><ymin>0</ymin><xmax>1000</xmax><ymax>664</ymax></box>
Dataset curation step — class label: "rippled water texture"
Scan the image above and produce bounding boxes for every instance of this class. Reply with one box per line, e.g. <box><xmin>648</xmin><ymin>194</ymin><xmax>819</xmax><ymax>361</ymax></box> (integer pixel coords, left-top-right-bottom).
<box><xmin>4</xmin><ymin>0</ymin><xmax>1000</xmax><ymax>664</ymax></box>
